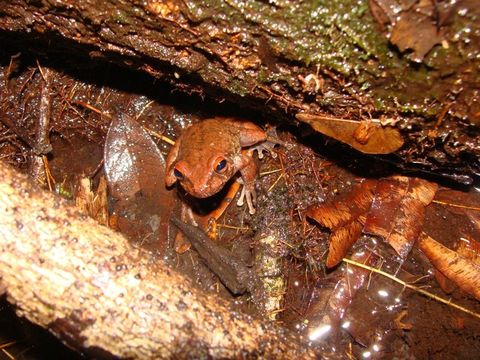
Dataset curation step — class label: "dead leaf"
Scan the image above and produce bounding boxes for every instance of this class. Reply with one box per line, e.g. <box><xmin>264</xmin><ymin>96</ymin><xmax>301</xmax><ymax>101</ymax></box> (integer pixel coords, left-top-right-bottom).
<box><xmin>369</xmin><ymin>0</ymin><xmax>457</xmax><ymax>63</ymax></box>
<box><xmin>324</xmin><ymin>251</ymin><xmax>380</xmax><ymax>325</ymax></box>
<box><xmin>390</xmin><ymin>11</ymin><xmax>443</xmax><ymax>62</ymax></box>
<box><xmin>327</xmin><ymin>221</ymin><xmax>364</xmax><ymax>268</ymax></box>
<box><xmin>434</xmin><ymin>269</ymin><xmax>457</xmax><ymax>294</ymax></box>
<box><xmin>419</xmin><ymin>233</ymin><xmax>480</xmax><ymax>301</ymax></box>
<box><xmin>75</xmin><ymin>176</ymin><xmax>109</xmax><ymax>226</ymax></box>
<box><xmin>456</xmin><ymin>236</ymin><xmax>480</xmax><ymax>267</ymax></box>
<box><xmin>296</xmin><ymin>113</ymin><xmax>404</xmax><ymax>154</ymax></box>
<box><xmin>368</xmin><ymin>0</ymin><xmax>394</xmax><ymax>28</ymax></box>
<box><xmin>306</xmin><ymin>179</ymin><xmax>377</xmax><ymax>267</ymax></box>
<box><xmin>433</xmin><ymin>188</ymin><xmax>480</xmax><ymax>234</ymax></box>
<box><xmin>363</xmin><ymin>176</ymin><xmax>409</xmax><ymax>239</ymax></box>
<box><xmin>104</xmin><ymin>111</ymin><xmax>174</xmax><ymax>253</ymax></box>
<box><xmin>364</xmin><ymin>177</ymin><xmax>438</xmax><ymax>258</ymax></box>
<box><xmin>352</xmin><ymin>120</ymin><xmax>376</xmax><ymax>145</ymax></box>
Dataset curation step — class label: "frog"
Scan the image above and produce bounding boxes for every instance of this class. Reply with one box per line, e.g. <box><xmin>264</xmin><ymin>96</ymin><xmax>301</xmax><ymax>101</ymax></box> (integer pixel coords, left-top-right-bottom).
<box><xmin>165</xmin><ymin>117</ymin><xmax>268</xmax><ymax>215</ymax></box>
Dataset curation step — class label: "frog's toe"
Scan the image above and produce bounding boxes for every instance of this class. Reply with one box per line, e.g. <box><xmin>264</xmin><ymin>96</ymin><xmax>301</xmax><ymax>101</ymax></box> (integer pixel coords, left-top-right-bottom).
<box><xmin>237</xmin><ymin>186</ymin><xmax>245</xmax><ymax>206</ymax></box>
<box><xmin>252</xmin><ymin>141</ymin><xmax>277</xmax><ymax>159</ymax></box>
<box><xmin>237</xmin><ymin>183</ymin><xmax>256</xmax><ymax>214</ymax></box>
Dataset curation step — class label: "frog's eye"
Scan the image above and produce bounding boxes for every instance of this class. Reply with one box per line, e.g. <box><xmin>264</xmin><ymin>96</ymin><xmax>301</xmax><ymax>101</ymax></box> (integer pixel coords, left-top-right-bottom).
<box><xmin>215</xmin><ymin>158</ymin><xmax>227</xmax><ymax>174</ymax></box>
<box><xmin>173</xmin><ymin>168</ymin><xmax>184</xmax><ymax>180</ymax></box>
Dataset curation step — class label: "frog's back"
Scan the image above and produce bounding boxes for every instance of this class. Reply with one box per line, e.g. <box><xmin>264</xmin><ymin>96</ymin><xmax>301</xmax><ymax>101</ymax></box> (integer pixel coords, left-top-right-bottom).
<box><xmin>178</xmin><ymin>117</ymin><xmax>242</xmax><ymax>160</ymax></box>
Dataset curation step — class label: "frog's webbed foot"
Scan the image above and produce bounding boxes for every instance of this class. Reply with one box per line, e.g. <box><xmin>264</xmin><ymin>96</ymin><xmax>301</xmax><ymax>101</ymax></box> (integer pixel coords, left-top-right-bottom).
<box><xmin>252</xmin><ymin>141</ymin><xmax>277</xmax><ymax>159</ymax></box>
<box><xmin>236</xmin><ymin>179</ymin><xmax>257</xmax><ymax>215</ymax></box>
<box><xmin>251</xmin><ymin>127</ymin><xmax>291</xmax><ymax>159</ymax></box>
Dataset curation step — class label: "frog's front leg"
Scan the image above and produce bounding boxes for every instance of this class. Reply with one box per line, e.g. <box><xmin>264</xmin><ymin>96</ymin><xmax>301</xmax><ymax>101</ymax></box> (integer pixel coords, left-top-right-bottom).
<box><xmin>234</xmin><ymin>154</ymin><xmax>258</xmax><ymax>215</ymax></box>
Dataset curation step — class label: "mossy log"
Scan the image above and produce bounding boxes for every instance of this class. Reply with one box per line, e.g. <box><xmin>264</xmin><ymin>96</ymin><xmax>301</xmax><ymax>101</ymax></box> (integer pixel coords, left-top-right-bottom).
<box><xmin>0</xmin><ymin>161</ymin><xmax>316</xmax><ymax>359</ymax></box>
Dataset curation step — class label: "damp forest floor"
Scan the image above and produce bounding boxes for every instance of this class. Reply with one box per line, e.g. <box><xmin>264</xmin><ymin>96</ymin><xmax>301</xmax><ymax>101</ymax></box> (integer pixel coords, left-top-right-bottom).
<box><xmin>0</xmin><ymin>39</ymin><xmax>479</xmax><ymax>359</ymax></box>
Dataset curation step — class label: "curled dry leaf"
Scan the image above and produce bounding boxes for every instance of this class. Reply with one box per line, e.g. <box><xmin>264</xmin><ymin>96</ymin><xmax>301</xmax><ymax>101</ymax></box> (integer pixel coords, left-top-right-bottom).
<box><xmin>419</xmin><ymin>233</ymin><xmax>480</xmax><ymax>301</ymax></box>
<box><xmin>104</xmin><ymin>111</ymin><xmax>174</xmax><ymax>253</ymax></box>
<box><xmin>306</xmin><ymin>179</ymin><xmax>377</xmax><ymax>267</ymax></box>
<box><xmin>296</xmin><ymin>113</ymin><xmax>404</xmax><ymax>154</ymax></box>
<box><xmin>433</xmin><ymin>236</ymin><xmax>479</xmax><ymax>295</ymax></box>
<box><xmin>364</xmin><ymin>177</ymin><xmax>438</xmax><ymax>259</ymax></box>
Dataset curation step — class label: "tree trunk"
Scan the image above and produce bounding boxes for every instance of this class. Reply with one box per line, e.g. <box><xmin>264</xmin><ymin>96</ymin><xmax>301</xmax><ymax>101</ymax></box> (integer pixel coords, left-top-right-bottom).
<box><xmin>0</xmin><ymin>161</ymin><xmax>316</xmax><ymax>359</ymax></box>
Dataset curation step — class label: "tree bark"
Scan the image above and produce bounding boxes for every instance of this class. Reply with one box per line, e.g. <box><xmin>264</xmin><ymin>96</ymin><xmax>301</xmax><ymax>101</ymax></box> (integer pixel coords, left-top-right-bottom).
<box><xmin>0</xmin><ymin>161</ymin><xmax>316</xmax><ymax>359</ymax></box>
<box><xmin>0</xmin><ymin>0</ymin><xmax>478</xmax><ymax>180</ymax></box>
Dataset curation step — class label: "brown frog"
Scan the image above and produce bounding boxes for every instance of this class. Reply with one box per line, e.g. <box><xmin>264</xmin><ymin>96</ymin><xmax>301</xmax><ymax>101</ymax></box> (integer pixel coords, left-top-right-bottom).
<box><xmin>165</xmin><ymin>117</ymin><xmax>267</xmax><ymax>214</ymax></box>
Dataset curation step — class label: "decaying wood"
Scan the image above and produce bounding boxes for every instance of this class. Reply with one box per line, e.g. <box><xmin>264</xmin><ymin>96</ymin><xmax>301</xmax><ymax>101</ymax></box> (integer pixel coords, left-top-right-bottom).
<box><xmin>0</xmin><ymin>161</ymin><xmax>316</xmax><ymax>359</ymax></box>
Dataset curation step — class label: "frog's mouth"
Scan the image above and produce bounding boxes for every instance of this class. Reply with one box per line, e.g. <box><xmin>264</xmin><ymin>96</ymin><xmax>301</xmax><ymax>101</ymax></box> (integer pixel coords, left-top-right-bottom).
<box><xmin>181</xmin><ymin>180</ymin><xmax>224</xmax><ymax>199</ymax></box>
<box><xmin>181</xmin><ymin>173</ymin><xmax>233</xmax><ymax>199</ymax></box>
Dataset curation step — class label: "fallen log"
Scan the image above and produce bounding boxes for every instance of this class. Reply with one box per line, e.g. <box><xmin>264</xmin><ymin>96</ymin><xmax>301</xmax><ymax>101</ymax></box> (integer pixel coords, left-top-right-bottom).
<box><xmin>0</xmin><ymin>161</ymin><xmax>316</xmax><ymax>359</ymax></box>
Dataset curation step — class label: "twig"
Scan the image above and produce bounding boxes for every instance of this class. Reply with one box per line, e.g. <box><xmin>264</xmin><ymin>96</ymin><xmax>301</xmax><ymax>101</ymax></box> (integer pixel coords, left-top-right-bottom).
<box><xmin>432</xmin><ymin>199</ymin><xmax>480</xmax><ymax>212</ymax></box>
<box><xmin>35</xmin><ymin>64</ymin><xmax>53</xmax><ymax>155</ymax></box>
<box><xmin>342</xmin><ymin>257</ymin><xmax>480</xmax><ymax>320</ymax></box>
<box><xmin>42</xmin><ymin>155</ymin><xmax>56</xmax><ymax>191</ymax></box>
<box><xmin>144</xmin><ymin>127</ymin><xmax>176</xmax><ymax>146</ymax></box>
<box><xmin>73</xmin><ymin>100</ymin><xmax>107</xmax><ymax>117</ymax></box>
<box><xmin>267</xmin><ymin>154</ymin><xmax>285</xmax><ymax>193</ymax></box>
<box><xmin>260</xmin><ymin>168</ymin><xmax>282</xmax><ymax>176</ymax></box>
<box><xmin>216</xmin><ymin>224</ymin><xmax>250</xmax><ymax>231</ymax></box>
<box><xmin>135</xmin><ymin>100</ymin><xmax>155</xmax><ymax>120</ymax></box>
<box><xmin>71</xmin><ymin>101</ymin><xmax>176</xmax><ymax>146</ymax></box>
<box><xmin>0</xmin><ymin>341</ymin><xmax>16</xmax><ymax>350</ymax></box>
<box><xmin>1</xmin><ymin>349</ymin><xmax>15</xmax><ymax>360</ymax></box>
<box><xmin>35</xmin><ymin>59</ymin><xmax>47</xmax><ymax>82</ymax></box>
<box><xmin>267</xmin><ymin>173</ymin><xmax>284</xmax><ymax>193</ymax></box>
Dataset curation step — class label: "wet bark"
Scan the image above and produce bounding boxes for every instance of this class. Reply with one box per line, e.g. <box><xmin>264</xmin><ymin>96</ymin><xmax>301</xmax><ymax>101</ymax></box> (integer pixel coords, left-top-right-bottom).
<box><xmin>0</xmin><ymin>0</ymin><xmax>478</xmax><ymax>182</ymax></box>
<box><xmin>0</xmin><ymin>161</ymin><xmax>316</xmax><ymax>359</ymax></box>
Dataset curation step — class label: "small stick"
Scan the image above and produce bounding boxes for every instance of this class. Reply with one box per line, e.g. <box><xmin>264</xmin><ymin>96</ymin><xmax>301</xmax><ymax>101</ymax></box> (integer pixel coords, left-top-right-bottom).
<box><xmin>144</xmin><ymin>127</ymin><xmax>176</xmax><ymax>146</ymax></box>
<box><xmin>34</xmin><ymin>63</ymin><xmax>52</xmax><ymax>155</ymax></box>
<box><xmin>432</xmin><ymin>199</ymin><xmax>480</xmax><ymax>212</ymax></box>
<box><xmin>42</xmin><ymin>155</ymin><xmax>56</xmax><ymax>192</ymax></box>
<box><xmin>342</xmin><ymin>257</ymin><xmax>480</xmax><ymax>320</ymax></box>
<box><xmin>71</xmin><ymin>101</ymin><xmax>176</xmax><ymax>146</ymax></box>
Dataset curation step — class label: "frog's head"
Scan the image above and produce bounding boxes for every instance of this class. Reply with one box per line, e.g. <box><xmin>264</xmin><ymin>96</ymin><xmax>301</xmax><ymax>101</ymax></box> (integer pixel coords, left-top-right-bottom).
<box><xmin>166</xmin><ymin>153</ymin><xmax>235</xmax><ymax>198</ymax></box>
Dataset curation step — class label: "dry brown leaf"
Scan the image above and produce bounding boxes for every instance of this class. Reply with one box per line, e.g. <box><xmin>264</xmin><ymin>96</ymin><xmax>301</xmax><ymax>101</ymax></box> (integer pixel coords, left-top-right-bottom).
<box><xmin>364</xmin><ymin>177</ymin><xmax>438</xmax><ymax>258</ymax></box>
<box><xmin>306</xmin><ymin>179</ymin><xmax>376</xmax><ymax>267</ymax></box>
<box><xmin>456</xmin><ymin>236</ymin><xmax>480</xmax><ymax>267</ymax></box>
<box><xmin>434</xmin><ymin>269</ymin><xmax>457</xmax><ymax>294</ymax></box>
<box><xmin>390</xmin><ymin>11</ymin><xmax>443</xmax><ymax>62</ymax></box>
<box><xmin>74</xmin><ymin>176</ymin><xmax>109</xmax><ymax>226</ymax></box>
<box><xmin>434</xmin><ymin>188</ymin><xmax>480</xmax><ymax>234</ymax></box>
<box><xmin>326</xmin><ymin>221</ymin><xmax>363</xmax><ymax>268</ymax></box>
<box><xmin>419</xmin><ymin>233</ymin><xmax>480</xmax><ymax>301</ymax></box>
<box><xmin>104</xmin><ymin>111</ymin><xmax>174</xmax><ymax>253</ymax></box>
<box><xmin>363</xmin><ymin>176</ymin><xmax>409</xmax><ymax>239</ymax></box>
<box><xmin>296</xmin><ymin>114</ymin><xmax>404</xmax><ymax>154</ymax></box>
